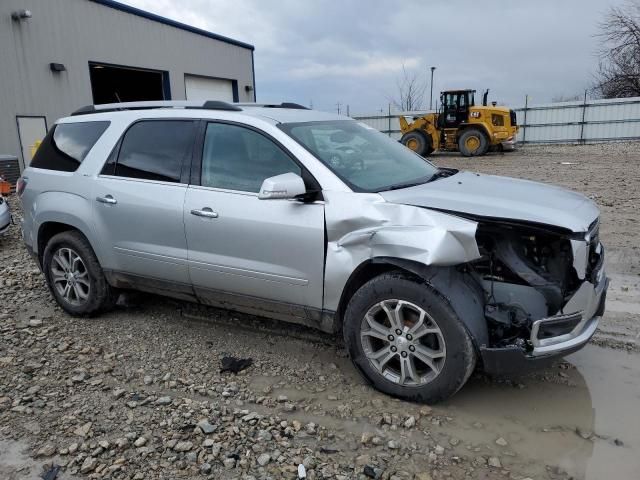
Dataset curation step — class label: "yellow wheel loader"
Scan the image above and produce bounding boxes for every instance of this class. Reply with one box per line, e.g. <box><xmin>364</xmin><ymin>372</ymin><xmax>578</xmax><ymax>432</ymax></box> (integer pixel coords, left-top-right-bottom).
<box><xmin>399</xmin><ymin>89</ymin><xmax>518</xmax><ymax>157</ymax></box>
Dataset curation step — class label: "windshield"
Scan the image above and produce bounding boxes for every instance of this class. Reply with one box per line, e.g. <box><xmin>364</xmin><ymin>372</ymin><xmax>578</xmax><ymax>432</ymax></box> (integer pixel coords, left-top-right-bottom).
<box><xmin>279</xmin><ymin>120</ymin><xmax>438</xmax><ymax>192</ymax></box>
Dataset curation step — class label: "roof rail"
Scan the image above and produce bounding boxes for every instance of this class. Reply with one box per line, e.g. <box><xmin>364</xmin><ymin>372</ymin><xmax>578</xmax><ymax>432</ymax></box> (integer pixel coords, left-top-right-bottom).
<box><xmin>70</xmin><ymin>100</ymin><xmax>242</xmax><ymax>116</ymax></box>
<box><xmin>237</xmin><ymin>102</ymin><xmax>310</xmax><ymax>110</ymax></box>
<box><xmin>200</xmin><ymin>100</ymin><xmax>242</xmax><ymax>111</ymax></box>
<box><xmin>273</xmin><ymin>102</ymin><xmax>309</xmax><ymax>110</ymax></box>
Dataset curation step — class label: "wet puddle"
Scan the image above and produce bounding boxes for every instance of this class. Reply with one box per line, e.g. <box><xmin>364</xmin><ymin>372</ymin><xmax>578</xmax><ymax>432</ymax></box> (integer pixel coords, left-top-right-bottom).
<box><xmin>0</xmin><ymin>439</ymin><xmax>43</xmax><ymax>480</ymax></box>
<box><xmin>434</xmin><ymin>344</ymin><xmax>640</xmax><ymax>479</ymax></box>
<box><xmin>566</xmin><ymin>345</ymin><xmax>640</xmax><ymax>479</ymax></box>
<box><xmin>249</xmin><ymin>342</ymin><xmax>640</xmax><ymax>479</ymax></box>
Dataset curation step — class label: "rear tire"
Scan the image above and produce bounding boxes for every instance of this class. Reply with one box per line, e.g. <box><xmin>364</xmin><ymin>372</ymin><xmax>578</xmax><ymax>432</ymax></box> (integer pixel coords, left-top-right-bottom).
<box><xmin>343</xmin><ymin>272</ymin><xmax>476</xmax><ymax>403</ymax></box>
<box><xmin>458</xmin><ymin>128</ymin><xmax>489</xmax><ymax>157</ymax></box>
<box><xmin>43</xmin><ymin>231</ymin><xmax>118</xmax><ymax>316</ymax></box>
<box><xmin>401</xmin><ymin>131</ymin><xmax>431</xmax><ymax>156</ymax></box>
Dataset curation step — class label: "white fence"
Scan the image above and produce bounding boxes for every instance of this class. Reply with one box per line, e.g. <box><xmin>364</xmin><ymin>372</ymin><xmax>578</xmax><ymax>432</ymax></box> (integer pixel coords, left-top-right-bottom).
<box><xmin>353</xmin><ymin>96</ymin><xmax>640</xmax><ymax>144</ymax></box>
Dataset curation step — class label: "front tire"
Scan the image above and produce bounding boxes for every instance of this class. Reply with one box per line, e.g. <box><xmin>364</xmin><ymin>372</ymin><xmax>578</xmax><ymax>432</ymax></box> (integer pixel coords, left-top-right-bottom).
<box><xmin>43</xmin><ymin>231</ymin><xmax>117</xmax><ymax>316</ymax></box>
<box><xmin>458</xmin><ymin>128</ymin><xmax>489</xmax><ymax>157</ymax></box>
<box><xmin>401</xmin><ymin>131</ymin><xmax>431</xmax><ymax>156</ymax></box>
<box><xmin>343</xmin><ymin>272</ymin><xmax>476</xmax><ymax>403</ymax></box>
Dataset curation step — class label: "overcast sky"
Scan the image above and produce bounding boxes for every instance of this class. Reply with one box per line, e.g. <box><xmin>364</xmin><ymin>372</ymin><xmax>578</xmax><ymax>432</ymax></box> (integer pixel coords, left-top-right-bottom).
<box><xmin>122</xmin><ymin>0</ymin><xmax>625</xmax><ymax>114</ymax></box>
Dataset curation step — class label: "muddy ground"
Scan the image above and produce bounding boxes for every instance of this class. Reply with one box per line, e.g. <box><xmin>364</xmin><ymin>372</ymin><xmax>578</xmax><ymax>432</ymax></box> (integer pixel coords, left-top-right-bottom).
<box><xmin>0</xmin><ymin>143</ymin><xmax>638</xmax><ymax>480</ymax></box>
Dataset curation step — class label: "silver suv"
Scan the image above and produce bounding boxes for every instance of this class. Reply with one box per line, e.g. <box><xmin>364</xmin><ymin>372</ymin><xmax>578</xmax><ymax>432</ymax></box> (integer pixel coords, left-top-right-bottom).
<box><xmin>19</xmin><ymin>101</ymin><xmax>607</xmax><ymax>402</ymax></box>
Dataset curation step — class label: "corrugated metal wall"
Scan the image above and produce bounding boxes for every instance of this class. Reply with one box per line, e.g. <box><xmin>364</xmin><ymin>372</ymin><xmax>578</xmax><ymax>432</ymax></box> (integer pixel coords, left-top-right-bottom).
<box><xmin>354</xmin><ymin>96</ymin><xmax>640</xmax><ymax>144</ymax></box>
<box><xmin>514</xmin><ymin>96</ymin><xmax>640</xmax><ymax>143</ymax></box>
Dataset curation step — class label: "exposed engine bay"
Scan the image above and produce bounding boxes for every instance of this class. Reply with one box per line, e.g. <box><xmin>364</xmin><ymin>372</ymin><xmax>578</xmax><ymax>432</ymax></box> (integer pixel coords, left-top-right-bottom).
<box><xmin>466</xmin><ymin>218</ymin><xmax>603</xmax><ymax>350</ymax></box>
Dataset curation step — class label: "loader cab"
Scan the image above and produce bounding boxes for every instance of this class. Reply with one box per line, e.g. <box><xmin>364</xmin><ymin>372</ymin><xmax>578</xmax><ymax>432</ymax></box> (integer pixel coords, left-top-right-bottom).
<box><xmin>439</xmin><ymin>90</ymin><xmax>475</xmax><ymax>129</ymax></box>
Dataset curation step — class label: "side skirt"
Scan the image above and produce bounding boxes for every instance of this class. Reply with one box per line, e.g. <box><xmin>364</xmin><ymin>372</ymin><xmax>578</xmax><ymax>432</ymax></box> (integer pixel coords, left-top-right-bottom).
<box><xmin>104</xmin><ymin>270</ymin><xmax>336</xmax><ymax>333</ymax></box>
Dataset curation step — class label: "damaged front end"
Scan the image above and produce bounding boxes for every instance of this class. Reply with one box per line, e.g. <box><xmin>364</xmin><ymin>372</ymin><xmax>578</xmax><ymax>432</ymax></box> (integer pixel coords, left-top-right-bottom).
<box><xmin>323</xmin><ymin>188</ymin><xmax>607</xmax><ymax>375</ymax></box>
<box><xmin>468</xmin><ymin>218</ymin><xmax>608</xmax><ymax>373</ymax></box>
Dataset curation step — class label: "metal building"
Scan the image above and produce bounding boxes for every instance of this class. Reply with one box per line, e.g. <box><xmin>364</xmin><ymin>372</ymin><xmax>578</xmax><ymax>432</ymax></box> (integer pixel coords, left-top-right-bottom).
<box><xmin>0</xmin><ymin>0</ymin><xmax>256</xmax><ymax>171</ymax></box>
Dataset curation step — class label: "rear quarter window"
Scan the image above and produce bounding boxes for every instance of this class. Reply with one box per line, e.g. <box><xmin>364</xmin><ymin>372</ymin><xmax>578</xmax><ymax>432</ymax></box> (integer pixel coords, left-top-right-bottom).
<box><xmin>101</xmin><ymin>120</ymin><xmax>196</xmax><ymax>183</ymax></box>
<box><xmin>30</xmin><ymin>121</ymin><xmax>110</xmax><ymax>172</ymax></box>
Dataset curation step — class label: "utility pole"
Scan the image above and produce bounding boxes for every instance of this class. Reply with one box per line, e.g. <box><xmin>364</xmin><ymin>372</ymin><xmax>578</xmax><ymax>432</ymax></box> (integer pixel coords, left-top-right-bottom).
<box><xmin>346</xmin><ymin>105</ymin><xmax>350</xmax><ymax>117</ymax></box>
<box><xmin>522</xmin><ymin>95</ymin><xmax>529</xmax><ymax>145</ymax></box>
<box><xmin>429</xmin><ymin>66</ymin><xmax>436</xmax><ymax>110</ymax></box>
<box><xmin>336</xmin><ymin>102</ymin><xmax>342</xmax><ymax>115</ymax></box>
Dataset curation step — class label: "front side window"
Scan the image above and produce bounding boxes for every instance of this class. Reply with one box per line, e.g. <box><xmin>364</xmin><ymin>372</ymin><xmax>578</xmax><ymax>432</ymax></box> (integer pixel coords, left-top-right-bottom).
<box><xmin>109</xmin><ymin>120</ymin><xmax>196</xmax><ymax>182</ymax></box>
<box><xmin>201</xmin><ymin>123</ymin><xmax>301</xmax><ymax>193</ymax></box>
<box><xmin>444</xmin><ymin>93</ymin><xmax>456</xmax><ymax>109</ymax></box>
<box><xmin>279</xmin><ymin>120</ymin><xmax>438</xmax><ymax>192</ymax></box>
<box><xmin>30</xmin><ymin>121</ymin><xmax>110</xmax><ymax>172</ymax></box>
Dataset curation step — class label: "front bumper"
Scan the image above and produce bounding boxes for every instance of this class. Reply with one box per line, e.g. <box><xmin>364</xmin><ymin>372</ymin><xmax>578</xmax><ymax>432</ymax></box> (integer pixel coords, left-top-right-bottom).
<box><xmin>481</xmin><ymin>268</ymin><xmax>608</xmax><ymax>375</ymax></box>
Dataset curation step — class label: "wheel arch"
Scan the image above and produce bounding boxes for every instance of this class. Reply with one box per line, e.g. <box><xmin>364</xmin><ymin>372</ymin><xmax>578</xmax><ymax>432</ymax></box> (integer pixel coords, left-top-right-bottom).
<box><xmin>334</xmin><ymin>259</ymin><xmax>399</xmax><ymax>331</ymax></box>
<box><xmin>335</xmin><ymin>257</ymin><xmax>489</xmax><ymax>350</ymax></box>
<box><xmin>32</xmin><ymin>192</ymin><xmax>103</xmax><ymax>267</ymax></box>
<box><xmin>37</xmin><ymin>221</ymin><xmax>95</xmax><ymax>268</ymax></box>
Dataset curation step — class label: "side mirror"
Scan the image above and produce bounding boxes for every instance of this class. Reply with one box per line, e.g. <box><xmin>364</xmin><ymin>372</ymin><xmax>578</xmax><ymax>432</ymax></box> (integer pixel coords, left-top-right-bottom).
<box><xmin>258</xmin><ymin>172</ymin><xmax>306</xmax><ymax>200</ymax></box>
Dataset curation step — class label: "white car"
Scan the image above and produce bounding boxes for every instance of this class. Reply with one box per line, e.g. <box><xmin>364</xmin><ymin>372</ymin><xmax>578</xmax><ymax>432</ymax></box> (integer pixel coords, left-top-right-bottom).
<box><xmin>0</xmin><ymin>195</ymin><xmax>11</xmax><ymax>235</ymax></box>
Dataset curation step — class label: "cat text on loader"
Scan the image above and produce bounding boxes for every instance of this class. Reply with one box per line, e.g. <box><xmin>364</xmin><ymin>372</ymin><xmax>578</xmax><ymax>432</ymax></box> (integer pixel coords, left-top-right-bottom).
<box><xmin>399</xmin><ymin>89</ymin><xmax>519</xmax><ymax>157</ymax></box>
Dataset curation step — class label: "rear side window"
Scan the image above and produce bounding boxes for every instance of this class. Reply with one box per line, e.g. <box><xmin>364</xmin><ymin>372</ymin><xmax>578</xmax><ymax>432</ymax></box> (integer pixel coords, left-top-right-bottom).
<box><xmin>102</xmin><ymin>120</ymin><xmax>196</xmax><ymax>183</ymax></box>
<box><xmin>30</xmin><ymin>121</ymin><xmax>110</xmax><ymax>172</ymax></box>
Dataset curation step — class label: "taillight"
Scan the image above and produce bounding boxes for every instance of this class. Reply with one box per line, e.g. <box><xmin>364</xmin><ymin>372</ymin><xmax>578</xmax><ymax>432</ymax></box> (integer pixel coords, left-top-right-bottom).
<box><xmin>16</xmin><ymin>176</ymin><xmax>27</xmax><ymax>196</ymax></box>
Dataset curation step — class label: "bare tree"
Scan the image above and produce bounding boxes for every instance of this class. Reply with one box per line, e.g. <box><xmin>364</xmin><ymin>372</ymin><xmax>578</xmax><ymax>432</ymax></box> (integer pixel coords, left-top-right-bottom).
<box><xmin>593</xmin><ymin>1</ymin><xmax>640</xmax><ymax>98</ymax></box>
<box><xmin>389</xmin><ymin>65</ymin><xmax>426</xmax><ymax>111</ymax></box>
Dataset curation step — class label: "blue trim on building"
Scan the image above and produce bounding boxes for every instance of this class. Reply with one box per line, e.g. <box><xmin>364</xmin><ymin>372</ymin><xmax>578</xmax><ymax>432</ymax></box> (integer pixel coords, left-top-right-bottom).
<box><xmin>162</xmin><ymin>71</ymin><xmax>172</xmax><ymax>100</ymax></box>
<box><xmin>90</xmin><ymin>0</ymin><xmax>255</xmax><ymax>51</ymax></box>
<box><xmin>251</xmin><ymin>50</ymin><xmax>257</xmax><ymax>101</ymax></box>
<box><xmin>231</xmin><ymin>81</ymin><xmax>239</xmax><ymax>103</ymax></box>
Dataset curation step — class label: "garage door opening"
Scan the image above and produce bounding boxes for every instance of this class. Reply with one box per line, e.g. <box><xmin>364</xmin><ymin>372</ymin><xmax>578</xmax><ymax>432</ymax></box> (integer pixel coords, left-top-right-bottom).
<box><xmin>89</xmin><ymin>63</ymin><xmax>170</xmax><ymax>104</ymax></box>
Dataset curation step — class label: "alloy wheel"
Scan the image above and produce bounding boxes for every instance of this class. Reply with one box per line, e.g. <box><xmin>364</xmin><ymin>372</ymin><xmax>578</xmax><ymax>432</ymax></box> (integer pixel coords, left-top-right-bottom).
<box><xmin>360</xmin><ymin>299</ymin><xmax>446</xmax><ymax>386</ymax></box>
<box><xmin>50</xmin><ymin>247</ymin><xmax>90</xmax><ymax>306</ymax></box>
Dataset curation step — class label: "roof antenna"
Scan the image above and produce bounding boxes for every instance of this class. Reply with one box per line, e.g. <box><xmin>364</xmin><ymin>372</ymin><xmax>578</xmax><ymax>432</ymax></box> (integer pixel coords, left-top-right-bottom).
<box><xmin>114</xmin><ymin>92</ymin><xmax>125</xmax><ymax>110</ymax></box>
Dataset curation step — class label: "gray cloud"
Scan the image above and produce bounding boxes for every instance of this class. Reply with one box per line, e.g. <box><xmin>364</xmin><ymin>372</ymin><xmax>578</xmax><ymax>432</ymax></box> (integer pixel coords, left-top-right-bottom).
<box><xmin>123</xmin><ymin>0</ymin><xmax>624</xmax><ymax>113</ymax></box>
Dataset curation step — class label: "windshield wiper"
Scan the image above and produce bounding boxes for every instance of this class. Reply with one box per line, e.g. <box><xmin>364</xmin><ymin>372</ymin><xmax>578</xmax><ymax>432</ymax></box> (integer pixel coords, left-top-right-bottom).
<box><xmin>382</xmin><ymin>169</ymin><xmax>458</xmax><ymax>191</ymax></box>
<box><xmin>386</xmin><ymin>181</ymin><xmax>427</xmax><ymax>191</ymax></box>
<box><xmin>429</xmin><ymin>167</ymin><xmax>458</xmax><ymax>180</ymax></box>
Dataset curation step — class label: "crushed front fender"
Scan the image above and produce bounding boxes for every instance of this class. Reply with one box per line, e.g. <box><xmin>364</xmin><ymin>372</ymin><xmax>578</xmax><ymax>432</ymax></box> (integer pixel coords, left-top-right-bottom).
<box><xmin>323</xmin><ymin>191</ymin><xmax>480</xmax><ymax>311</ymax></box>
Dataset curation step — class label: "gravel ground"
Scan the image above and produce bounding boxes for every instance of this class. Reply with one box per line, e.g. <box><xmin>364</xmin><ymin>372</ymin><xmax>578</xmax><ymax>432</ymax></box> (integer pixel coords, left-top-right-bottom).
<box><xmin>1</xmin><ymin>142</ymin><xmax>639</xmax><ymax>480</ymax></box>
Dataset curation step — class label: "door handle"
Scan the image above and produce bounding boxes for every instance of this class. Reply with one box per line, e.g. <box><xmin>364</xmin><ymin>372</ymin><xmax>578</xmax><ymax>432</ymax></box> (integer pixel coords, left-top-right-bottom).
<box><xmin>96</xmin><ymin>194</ymin><xmax>117</xmax><ymax>205</ymax></box>
<box><xmin>190</xmin><ymin>207</ymin><xmax>218</xmax><ymax>218</ymax></box>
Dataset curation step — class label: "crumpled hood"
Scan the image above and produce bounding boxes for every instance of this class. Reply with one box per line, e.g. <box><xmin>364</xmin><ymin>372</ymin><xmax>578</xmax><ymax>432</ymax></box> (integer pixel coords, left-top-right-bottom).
<box><xmin>379</xmin><ymin>171</ymin><xmax>599</xmax><ymax>233</ymax></box>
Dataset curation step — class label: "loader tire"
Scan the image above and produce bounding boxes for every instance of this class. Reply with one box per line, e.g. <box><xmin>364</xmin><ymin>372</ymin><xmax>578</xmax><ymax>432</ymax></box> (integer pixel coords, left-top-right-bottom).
<box><xmin>401</xmin><ymin>131</ymin><xmax>431</xmax><ymax>156</ymax></box>
<box><xmin>458</xmin><ymin>128</ymin><xmax>489</xmax><ymax>157</ymax></box>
